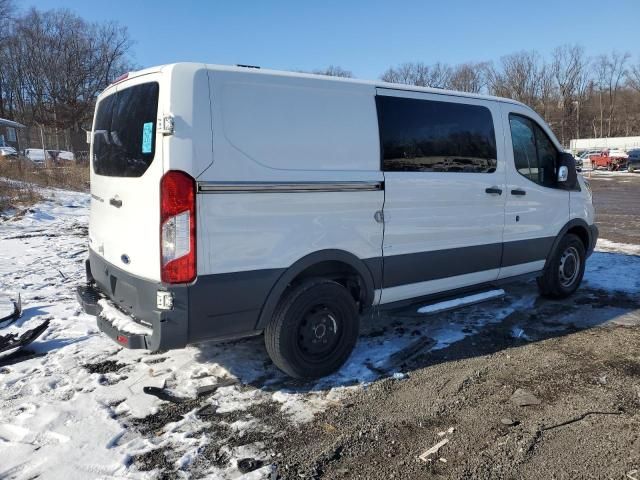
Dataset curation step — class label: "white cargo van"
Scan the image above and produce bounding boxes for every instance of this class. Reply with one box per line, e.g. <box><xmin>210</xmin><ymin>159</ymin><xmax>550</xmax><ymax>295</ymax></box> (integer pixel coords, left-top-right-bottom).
<box><xmin>77</xmin><ymin>63</ymin><xmax>598</xmax><ymax>379</ymax></box>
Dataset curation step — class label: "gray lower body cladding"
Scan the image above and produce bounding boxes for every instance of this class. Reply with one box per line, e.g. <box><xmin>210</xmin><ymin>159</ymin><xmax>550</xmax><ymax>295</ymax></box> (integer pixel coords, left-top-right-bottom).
<box><xmin>79</xmin><ymin>223</ymin><xmax>598</xmax><ymax>352</ymax></box>
<box><xmin>81</xmin><ymin>249</ymin><xmax>283</xmax><ymax>351</ymax></box>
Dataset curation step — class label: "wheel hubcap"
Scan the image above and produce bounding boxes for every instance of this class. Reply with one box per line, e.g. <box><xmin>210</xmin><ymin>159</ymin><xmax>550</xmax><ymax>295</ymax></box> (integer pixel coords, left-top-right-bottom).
<box><xmin>298</xmin><ymin>305</ymin><xmax>340</xmax><ymax>358</ymax></box>
<box><xmin>559</xmin><ymin>246</ymin><xmax>580</xmax><ymax>288</ymax></box>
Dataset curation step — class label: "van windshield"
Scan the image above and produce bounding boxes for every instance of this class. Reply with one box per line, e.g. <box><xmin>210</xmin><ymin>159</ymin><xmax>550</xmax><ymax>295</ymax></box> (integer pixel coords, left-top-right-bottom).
<box><xmin>93</xmin><ymin>82</ymin><xmax>159</xmax><ymax>177</ymax></box>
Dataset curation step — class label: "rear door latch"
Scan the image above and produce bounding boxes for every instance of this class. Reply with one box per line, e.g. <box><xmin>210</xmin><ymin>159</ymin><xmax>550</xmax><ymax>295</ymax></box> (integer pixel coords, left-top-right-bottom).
<box><xmin>374</xmin><ymin>210</ymin><xmax>384</xmax><ymax>223</ymax></box>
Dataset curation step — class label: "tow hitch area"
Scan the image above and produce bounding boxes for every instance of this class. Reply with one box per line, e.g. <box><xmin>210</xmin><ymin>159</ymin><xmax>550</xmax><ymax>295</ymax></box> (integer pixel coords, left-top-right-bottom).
<box><xmin>76</xmin><ymin>284</ymin><xmax>150</xmax><ymax>349</ymax></box>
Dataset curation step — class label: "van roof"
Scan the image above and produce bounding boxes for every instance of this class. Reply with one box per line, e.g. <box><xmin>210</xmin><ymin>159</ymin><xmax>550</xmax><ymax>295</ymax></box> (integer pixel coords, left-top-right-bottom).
<box><xmin>140</xmin><ymin>62</ymin><xmax>528</xmax><ymax>109</ymax></box>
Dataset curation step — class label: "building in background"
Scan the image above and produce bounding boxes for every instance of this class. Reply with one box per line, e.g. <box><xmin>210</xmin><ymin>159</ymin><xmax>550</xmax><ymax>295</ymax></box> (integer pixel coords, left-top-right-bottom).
<box><xmin>570</xmin><ymin>136</ymin><xmax>640</xmax><ymax>153</ymax></box>
<box><xmin>0</xmin><ymin>118</ymin><xmax>25</xmax><ymax>151</ymax></box>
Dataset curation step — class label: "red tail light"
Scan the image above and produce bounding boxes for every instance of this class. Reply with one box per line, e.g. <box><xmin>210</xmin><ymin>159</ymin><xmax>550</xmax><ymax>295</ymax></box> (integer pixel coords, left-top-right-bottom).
<box><xmin>160</xmin><ymin>171</ymin><xmax>196</xmax><ymax>283</ymax></box>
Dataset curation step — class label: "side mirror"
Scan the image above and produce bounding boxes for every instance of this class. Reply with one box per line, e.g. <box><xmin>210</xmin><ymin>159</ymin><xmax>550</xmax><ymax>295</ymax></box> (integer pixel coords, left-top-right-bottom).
<box><xmin>557</xmin><ymin>152</ymin><xmax>579</xmax><ymax>190</ymax></box>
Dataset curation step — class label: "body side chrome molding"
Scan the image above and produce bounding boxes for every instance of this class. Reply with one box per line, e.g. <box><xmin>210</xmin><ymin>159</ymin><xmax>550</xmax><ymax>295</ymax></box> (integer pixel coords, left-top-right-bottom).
<box><xmin>197</xmin><ymin>181</ymin><xmax>384</xmax><ymax>193</ymax></box>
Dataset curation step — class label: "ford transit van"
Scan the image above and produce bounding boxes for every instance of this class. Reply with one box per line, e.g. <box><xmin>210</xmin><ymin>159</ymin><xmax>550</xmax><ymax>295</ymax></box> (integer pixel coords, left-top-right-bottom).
<box><xmin>77</xmin><ymin>63</ymin><xmax>597</xmax><ymax>379</ymax></box>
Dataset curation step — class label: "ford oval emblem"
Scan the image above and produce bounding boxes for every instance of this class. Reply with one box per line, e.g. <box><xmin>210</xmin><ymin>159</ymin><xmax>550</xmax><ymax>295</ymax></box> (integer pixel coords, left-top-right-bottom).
<box><xmin>121</xmin><ymin>254</ymin><xmax>130</xmax><ymax>265</ymax></box>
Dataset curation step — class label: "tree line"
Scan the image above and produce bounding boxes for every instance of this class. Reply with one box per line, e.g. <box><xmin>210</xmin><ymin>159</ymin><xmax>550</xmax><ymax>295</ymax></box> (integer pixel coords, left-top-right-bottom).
<box><xmin>322</xmin><ymin>46</ymin><xmax>640</xmax><ymax>146</ymax></box>
<box><xmin>0</xmin><ymin>1</ymin><xmax>133</xmax><ymax>152</ymax></box>
<box><xmin>1</xmin><ymin>0</ymin><xmax>639</xmax><ymax>152</ymax></box>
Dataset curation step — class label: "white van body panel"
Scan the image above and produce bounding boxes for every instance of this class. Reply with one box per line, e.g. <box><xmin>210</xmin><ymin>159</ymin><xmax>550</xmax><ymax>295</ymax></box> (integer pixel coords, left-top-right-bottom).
<box><xmin>161</xmin><ymin>63</ymin><xmax>214</xmax><ymax>178</ymax></box>
<box><xmin>571</xmin><ymin>175</ymin><xmax>595</xmax><ymax>225</ymax></box>
<box><xmin>197</xmin><ymin>71</ymin><xmax>384</xmax><ymax>277</ymax></box>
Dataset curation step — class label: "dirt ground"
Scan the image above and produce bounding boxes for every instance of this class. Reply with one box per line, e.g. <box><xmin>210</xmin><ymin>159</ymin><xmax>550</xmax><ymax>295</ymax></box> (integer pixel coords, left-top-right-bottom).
<box><xmin>266</xmin><ymin>173</ymin><xmax>640</xmax><ymax>479</ymax></box>
<box><xmin>589</xmin><ymin>172</ymin><xmax>640</xmax><ymax>245</ymax></box>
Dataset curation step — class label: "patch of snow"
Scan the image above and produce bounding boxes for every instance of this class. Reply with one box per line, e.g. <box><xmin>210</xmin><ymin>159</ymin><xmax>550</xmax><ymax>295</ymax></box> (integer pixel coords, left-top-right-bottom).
<box><xmin>584</xmin><ymin>251</ymin><xmax>640</xmax><ymax>294</ymax></box>
<box><xmin>98</xmin><ymin>300</ymin><xmax>152</xmax><ymax>336</ymax></box>
<box><xmin>596</xmin><ymin>238</ymin><xmax>640</xmax><ymax>256</ymax></box>
<box><xmin>511</xmin><ymin>326</ymin><xmax>531</xmax><ymax>341</ymax></box>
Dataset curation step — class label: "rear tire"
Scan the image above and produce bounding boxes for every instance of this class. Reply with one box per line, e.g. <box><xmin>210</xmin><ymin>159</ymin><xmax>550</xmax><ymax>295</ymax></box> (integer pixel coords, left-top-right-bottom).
<box><xmin>629</xmin><ymin>164</ymin><xmax>635</xmax><ymax>173</ymax></box>
<box><xmin>537</xmin><ymin>234</ymin><xmax>586</xmax><ymax>299</ymax></box>
<box><xmin>264</xmin><ymin>278</ymin><xmax>359</xmax><ymax>379</ymax></box>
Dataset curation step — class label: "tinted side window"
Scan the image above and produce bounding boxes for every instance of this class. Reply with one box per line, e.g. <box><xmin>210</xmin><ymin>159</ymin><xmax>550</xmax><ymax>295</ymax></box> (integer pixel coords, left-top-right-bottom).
<box><xmin>377</xmin><ymin>96</ymin><xmax>497</xmax><ymax>173</ymax></box>
<box><xmin>509</xmin><ymin>114</ymin><xmax>558</xmax><ymax>188</ymax></box>
<box><xmin>533</xmin><ymin>124</ymin><xmax>558</xmax><ymax>187</ymax></box>
<box><xmin>509</xmin><ymin>115</ymin><xmax>537</xmax><ymax>182</ymax></box>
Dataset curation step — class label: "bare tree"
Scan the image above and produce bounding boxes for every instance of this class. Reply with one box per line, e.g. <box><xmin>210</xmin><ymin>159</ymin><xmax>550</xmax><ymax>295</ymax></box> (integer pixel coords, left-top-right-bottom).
<box><xmin>1</xmin><ymin>7</ymin><xmax>133</xmax><ymax>149</ymax></box>
<box><xmin>0</xmin><ymin>0</ymin><xmax>14</xmax><ymax>42</ymax></box>
<box><xmin>312</xmin><ymin>65</ymin><xmax>353</xmax><ymax>78</ymax></box>
<box><xmin>377</xmin><ymin>46</ymin><xmax>640</xmax><ymax>142</ymax></box>
<box><xmin>487</xmin><ymin>51</ymin><xmax>548</xmax><ymax>106</ymax></box>
<box><xmin>552</xmin><ymin>45</ymin><xmax>590</xmax><ymax>144</ymax></box>
<box><xmin>594</xmin><ymin>51</ymin><xmax>631</xmax><ymax>137</ymax></box>
<box><xmin>629</xmin><ymin>61</ymin><xmax>640</xmax><ymax>92</ymax></box>
<box><xmin>449</xmin><ymin>62</ymin><xmax>488</xmax><ymax>93</ymax></box>
<box><xmin>381</xmin><ymin>62</ymin><xmax>452</xmax><ymax>88</ymax></box>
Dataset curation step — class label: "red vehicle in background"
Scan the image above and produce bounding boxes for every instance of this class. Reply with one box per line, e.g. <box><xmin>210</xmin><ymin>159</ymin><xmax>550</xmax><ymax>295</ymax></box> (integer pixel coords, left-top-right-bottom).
<box><xmin>589</xmin><ymin>149</ymin><xmax>629</xmax><ymax>171</ymax></box>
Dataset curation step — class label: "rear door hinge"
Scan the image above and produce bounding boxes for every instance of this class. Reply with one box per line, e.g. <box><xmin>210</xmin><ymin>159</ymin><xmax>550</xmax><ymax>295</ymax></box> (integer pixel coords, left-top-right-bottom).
<box><xmin>158</xmin><ymin>114</ymin><xmax>174</xmax><ymax>135</ymax></box>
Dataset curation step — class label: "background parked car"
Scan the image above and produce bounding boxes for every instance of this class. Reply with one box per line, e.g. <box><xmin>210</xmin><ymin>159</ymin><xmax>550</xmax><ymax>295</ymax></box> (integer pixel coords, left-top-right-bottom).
<box><xmin>24</xmin><ymin>148</ymin><xmax>75</xmax><ymax>166</ymax></box>
<box><xmin>627</xmin><ymin>149</ymin><xmax>640</xmax><ymax>172</ymax></box>
<box><xmin>0</xmin><ymin>146</ymin><xmax>18</xmax><ymax>158</ymax></box>
<box><xmin>24</xmin><ymin>148</ymin><xmax>47</xmax><ymax>166</ymax></box>
<box><xmin>56</xmin><ymin>150</ymin><xmax>75</xmax><ymax>163</ymax></box>
<box><xmin>577</xmin><ymin>149</ymin><xmax>601</xmax><ymax>169</ymax></box>
<box><xmin>590</xmin><ymin>149</ymin><xmax>629</xmax><ymax>171</ymax></box>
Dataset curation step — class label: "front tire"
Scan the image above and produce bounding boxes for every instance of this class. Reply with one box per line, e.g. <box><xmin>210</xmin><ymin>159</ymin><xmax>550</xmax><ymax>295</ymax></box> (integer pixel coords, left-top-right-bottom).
<box><xmin>537</xmin><ymin>234</ymin><xmax>586</xmax><ymax>299</ymax></box>
<box><xmin>264</xmin><ymin>278</ymin><xmax>359</xmax><ymax>379</ymax></box>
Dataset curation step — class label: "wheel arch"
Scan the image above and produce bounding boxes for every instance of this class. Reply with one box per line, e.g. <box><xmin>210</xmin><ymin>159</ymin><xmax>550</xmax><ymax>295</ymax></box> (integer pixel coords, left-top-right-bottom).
<box><xmin>544</xmin><ymin>218</ymin><xmax>593</xmax><ymax>270</ymax></box>
<box><xmin>254</xmin><ymin>250</ymin><xmax>378</xmax><ymax>331</ymax></box>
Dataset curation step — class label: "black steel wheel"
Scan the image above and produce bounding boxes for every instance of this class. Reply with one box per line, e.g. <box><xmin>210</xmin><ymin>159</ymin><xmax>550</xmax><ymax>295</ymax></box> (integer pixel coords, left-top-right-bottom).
<box><xmin>537</xmin><ymin>233</ymin><xmax>586</xmax><ymax>299</ymax></box>
<box><xmin>264</xmin><ymin>278</ymin><xmax>359</xmax><ymax>379</ymax></box>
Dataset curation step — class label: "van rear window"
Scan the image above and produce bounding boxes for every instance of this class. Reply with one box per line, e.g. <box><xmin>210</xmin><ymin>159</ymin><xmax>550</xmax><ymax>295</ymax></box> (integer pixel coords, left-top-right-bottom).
<box><xmin>93</xmin><ymin>82</ymin><xmax>159</xmax><ymax>177</ymax></box>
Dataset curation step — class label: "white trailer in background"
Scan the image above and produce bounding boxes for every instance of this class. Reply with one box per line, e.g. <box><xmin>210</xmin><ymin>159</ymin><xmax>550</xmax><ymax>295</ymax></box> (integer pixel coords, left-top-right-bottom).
<box><xmin>570</xmin><ymin>136</ymin><xmax>640</xmax><ymax>153</ymax></box>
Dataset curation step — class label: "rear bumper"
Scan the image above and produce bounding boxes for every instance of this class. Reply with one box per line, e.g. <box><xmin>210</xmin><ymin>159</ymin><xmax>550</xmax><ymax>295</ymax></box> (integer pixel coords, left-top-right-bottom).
<box><xmin>76</xmin><ymin>285</ymin><xmax>149</xmax><ymax>349</ymax></box>
<box><xmin>78</xmin><ymin>250</ymin><xmax>268</xmax><ymax>351</ymax></box>
<box><xmin>78</xmin><ymin>251</ymin><xmax>189</xmax><ymax>351</ymax></box>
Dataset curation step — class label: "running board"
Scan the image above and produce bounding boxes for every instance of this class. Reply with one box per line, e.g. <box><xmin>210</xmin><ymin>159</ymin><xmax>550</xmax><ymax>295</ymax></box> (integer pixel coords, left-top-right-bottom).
<box><xmin>416</xmin><ymin>289</ymin><xmax>505</xmax><ymax>315</ymax></box>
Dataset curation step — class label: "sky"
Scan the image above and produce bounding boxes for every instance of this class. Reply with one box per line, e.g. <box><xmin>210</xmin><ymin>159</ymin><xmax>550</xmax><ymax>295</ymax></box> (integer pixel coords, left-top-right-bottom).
<box><xmin>26</xmin><ymin>0</ymin><xmax>640</xmax><ymax>79</ymax></box>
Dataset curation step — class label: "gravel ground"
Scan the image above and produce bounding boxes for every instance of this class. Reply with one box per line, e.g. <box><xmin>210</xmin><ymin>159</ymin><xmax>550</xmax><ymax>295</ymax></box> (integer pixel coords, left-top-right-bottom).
<box><xmin>589</xmin><ymin>171</ymin><xmax>640</xmax><ymax>244</ymax></box>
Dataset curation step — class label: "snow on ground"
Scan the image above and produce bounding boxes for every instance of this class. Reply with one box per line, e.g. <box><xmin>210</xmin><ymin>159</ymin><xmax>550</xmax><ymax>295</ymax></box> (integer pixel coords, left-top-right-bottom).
<box><xmin>0</xmin><ymin>187</ymin><xmax>639</xmax><ymax>479</ymax></box>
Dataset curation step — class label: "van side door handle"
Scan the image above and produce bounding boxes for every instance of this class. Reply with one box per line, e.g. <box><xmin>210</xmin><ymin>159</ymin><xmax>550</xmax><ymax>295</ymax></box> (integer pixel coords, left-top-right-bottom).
<box><xmin>109</xmin><ymin>197</ymin><xmax>123</xmax><ymax>208</ymax></box>
<box><xmin>511</xmin><ymin>189</ymin><xmax>526</xmax><ymax>196</ymax></box>
<box><xmin>485</xmin><ymin>186</ymin><xmax>502</xmax><ymax>195</ymax></box>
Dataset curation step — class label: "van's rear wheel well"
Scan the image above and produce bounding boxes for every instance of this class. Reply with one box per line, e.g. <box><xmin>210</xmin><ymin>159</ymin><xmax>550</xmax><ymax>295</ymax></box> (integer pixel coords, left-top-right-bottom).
<box><xmin>291</xmin><ymin>261</ymin><xmax>367</xmax><ymax>311</ymax></box>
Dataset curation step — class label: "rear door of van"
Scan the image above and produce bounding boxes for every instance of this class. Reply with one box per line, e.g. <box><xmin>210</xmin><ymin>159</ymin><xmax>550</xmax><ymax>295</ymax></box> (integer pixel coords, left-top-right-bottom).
<box><xmin>89</xmin><ymin>73</ymin><xmax>165</xmax><ymax>281</ymax></box>
<box><xmin>377</xmin><ymin>89</ymin><xmax>507</xmax><ymax>304</ymax></box>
